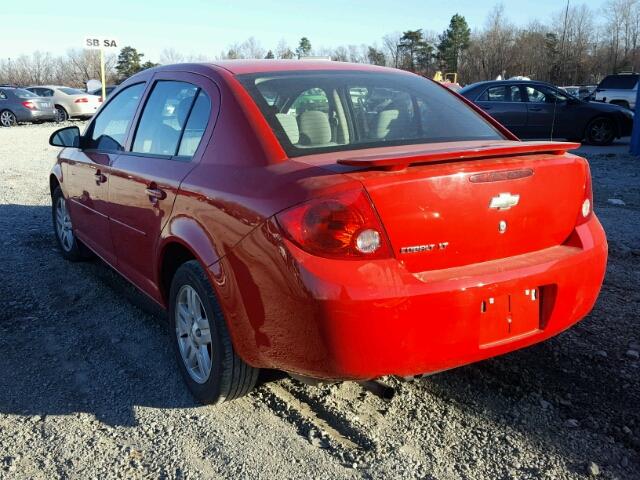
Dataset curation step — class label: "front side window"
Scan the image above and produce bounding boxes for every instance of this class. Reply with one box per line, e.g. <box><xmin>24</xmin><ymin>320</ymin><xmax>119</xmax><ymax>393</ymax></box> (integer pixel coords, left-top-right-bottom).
<box><xmin>240</xmin><ymin>71</ymin><xmax>503</xmax><ymax>157</ymax></box>
<box><xmin>86</xmin><ymin>83</ymin><xmax>145</xmax><ymax>151</ymax></box>
<box><xmin>132</xmin><ymin>81</ymin><xmax>204</xmax><ymax>157</ymax></box>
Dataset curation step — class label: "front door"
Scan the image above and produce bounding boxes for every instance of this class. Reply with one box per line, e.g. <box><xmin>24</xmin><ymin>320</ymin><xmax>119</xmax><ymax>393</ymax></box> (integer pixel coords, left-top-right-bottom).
<box><xmin>523</xmin><ymin>85</ymin><xmax>559</xmax><ymax>139</ymax></box>
<box><xmin>62</xmin><ymin>82</ymin><xmax>147</xmax><ymax>264</ymax></box>
<box><xmin>107</xmin><ymin>72</ymin><xmax>216</xmax><ymax>301</ymax></box>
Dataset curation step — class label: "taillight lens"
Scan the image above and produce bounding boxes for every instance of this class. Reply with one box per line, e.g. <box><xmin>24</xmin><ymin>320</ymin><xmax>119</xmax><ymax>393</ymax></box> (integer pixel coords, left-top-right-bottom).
<box><xmin>21</xmin><ymin>101</ymin><xmax>36</xmax><ymax>110</ymax></box>
<box><xmin>576</xmin><ymin>163</ymin><xmax>593</xmax><ymax>226</ymax></box>
<box><xmin>74</xmin><ymin>97</ymin><xmax>89</xmax><ymax>103</ymax></box>
<box><xmin>275</xmin><ymin>189</ymin><xmax>392</xmax><ymax>259</ymax></box>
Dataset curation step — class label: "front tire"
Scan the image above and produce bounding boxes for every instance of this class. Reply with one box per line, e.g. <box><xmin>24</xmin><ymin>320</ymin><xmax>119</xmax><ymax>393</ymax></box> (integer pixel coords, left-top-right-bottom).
<box><xmin>52</xmin><ymin>186</ymin><xmax>91</xmax><ymax>261</ymax></box>
<box><xmin>585</xmin><ymin>117</ymin><xmax>615</xmax><ymax>146</ymax></box>
<box><xmin>0</xmin><ymin>110</ymin><xmax>17</xmax><ymax>127</ymax></box>
<box><xmin>169</xmin><ymin>260</ymin><xmax>259</xmax><ymax>404</ymax></box>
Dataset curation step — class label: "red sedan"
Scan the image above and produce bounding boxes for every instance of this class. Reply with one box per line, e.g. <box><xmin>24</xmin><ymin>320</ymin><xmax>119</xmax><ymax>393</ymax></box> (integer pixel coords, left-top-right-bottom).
<box><xmin>48</xmin><ymin>61</ymin><xmax>607</xmax><ymax>404</ymax></box>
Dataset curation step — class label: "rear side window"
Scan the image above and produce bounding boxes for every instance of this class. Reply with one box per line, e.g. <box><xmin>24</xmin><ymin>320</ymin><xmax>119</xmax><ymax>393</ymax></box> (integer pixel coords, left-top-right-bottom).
<box><xmin>59</xmin><ymin>87</ymin><xmax>85</xmax><ymax>95</ymax></box>
<box><xmin>14</xmin><ymin>89</ymin><xmax>37</xmax><ymax>99</ymax></box>
<box><xmin>87</xmin><ymin>83</ymin><xmax>145</xmax><ymax>151</ymax></box>
<box><xmin>0</xmin><ymin>90</ymin><xmax>6</xmax><ymax>100</ymax></box>
<box><xmin>132</xmin><ymin>81</ymin><xmax>210</xmax><ymax>158</ymax></box>
<box><xmin>598</xmin><ymin>75</ymin><xmax>639</xmax><ymax>89</ymax></box>
<box><xmin>239</xmin><ymin>71</ymin><xmax>503</xmax><ymax>157</ymax></box>
<box><xmin>177</xmin><ymin>91</ymin><xmax>211</xmax><ymax>157</ymax></box>
<box><xmin>477</xmin><ymin>85</ymin><xmax>522</xmax><ymax>102</ymax></box>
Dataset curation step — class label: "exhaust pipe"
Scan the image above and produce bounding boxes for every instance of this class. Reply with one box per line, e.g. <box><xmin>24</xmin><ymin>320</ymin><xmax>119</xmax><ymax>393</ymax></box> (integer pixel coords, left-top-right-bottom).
<box><xmin>357</xmin><ymin>380</ymin><xmax>395</xmax><ymax>400</ymax></box>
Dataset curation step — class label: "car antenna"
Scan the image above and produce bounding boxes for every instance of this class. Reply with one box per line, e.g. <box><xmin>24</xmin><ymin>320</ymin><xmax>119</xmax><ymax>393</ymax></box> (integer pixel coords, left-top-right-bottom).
<box><xmin>550</xmin><ymin>92</ymin><xmax>558</xmax><ymax>141</ymax></box>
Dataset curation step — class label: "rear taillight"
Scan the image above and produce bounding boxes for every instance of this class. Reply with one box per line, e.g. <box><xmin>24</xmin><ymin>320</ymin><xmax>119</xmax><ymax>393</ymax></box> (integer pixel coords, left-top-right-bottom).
<box><xmin>576</xmin><ymin>163</ymin><xmax>593</xmax><ymax>226</ymax></box>
<box><xmin>21</xmin><ymin>101</ymin><xmax>36</xmax><ymax>110</ymax></box>
<box><xmin>74</xmin><ymin>97</ymin><xmax>89</xmax><ymax>103</ymax></box>
<box><xmin>276</xmin><ymin>189</ymin><xmax>392</xmax><ymax>259</ymax></box>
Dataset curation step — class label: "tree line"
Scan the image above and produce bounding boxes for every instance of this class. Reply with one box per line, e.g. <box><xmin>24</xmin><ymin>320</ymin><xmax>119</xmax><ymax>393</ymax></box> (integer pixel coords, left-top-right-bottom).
<box><xmin>1</xmin><ymin>0</ymin><xmax>638</xmax><ymax>89</ymax></box>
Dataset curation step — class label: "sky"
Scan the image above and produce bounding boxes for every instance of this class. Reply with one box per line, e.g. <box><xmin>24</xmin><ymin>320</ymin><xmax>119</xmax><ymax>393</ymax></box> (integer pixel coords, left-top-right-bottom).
<box><xmin>3</xmin><ymin>0</ymin><xmax>609</xmax><ymax>61</ymax></box>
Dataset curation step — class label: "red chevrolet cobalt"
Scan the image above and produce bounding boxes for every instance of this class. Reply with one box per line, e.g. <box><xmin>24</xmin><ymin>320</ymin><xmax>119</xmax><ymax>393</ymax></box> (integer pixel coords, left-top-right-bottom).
<box><xmin>48</xmin><ymin>61</ymin><xmax>607</xmax><ymax>404</ymax></box>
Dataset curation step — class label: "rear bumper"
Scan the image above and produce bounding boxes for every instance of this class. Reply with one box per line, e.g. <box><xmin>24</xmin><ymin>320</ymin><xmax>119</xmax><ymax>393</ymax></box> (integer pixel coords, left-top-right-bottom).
<box><xmin>16</xmin><ymin>109</ymin><xmax>56</xmax><ymax>122</ymax></box>
<box><xmin>68</xmin><ymin>103</ymin><xmax>98</xmax><ymax>117</ymax></box>
<box><xmin>216</xmin><ymin>216</ymin><xmax>607</xmax><ymax>380</ymax></box>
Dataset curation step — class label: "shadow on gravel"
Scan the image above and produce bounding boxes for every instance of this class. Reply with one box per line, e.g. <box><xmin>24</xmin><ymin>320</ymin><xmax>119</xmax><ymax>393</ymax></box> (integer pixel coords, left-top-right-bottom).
<box><xmin>0</xmin><ymin>204</ymin><xmax>199</xmax><ymax>427</ymax></box>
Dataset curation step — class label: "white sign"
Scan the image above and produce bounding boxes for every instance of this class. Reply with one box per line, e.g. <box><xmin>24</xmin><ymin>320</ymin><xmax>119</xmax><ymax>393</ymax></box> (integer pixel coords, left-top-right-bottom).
<box><xmin>84</xmin><ymin>37</ymin><xmax>119</xmax><ymax>50</ymax></box>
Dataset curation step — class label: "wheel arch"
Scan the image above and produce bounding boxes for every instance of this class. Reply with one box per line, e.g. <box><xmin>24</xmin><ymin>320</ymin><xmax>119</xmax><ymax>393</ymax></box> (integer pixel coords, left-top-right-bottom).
<box><xmin>49</xmin><ymin>165</ymin><xmax>63</xmax><ymax>197</ymax></box>
<box><xmin>157</xmin><ymin>217</ymin><xmax>223</xmax><ymax>306</ymax></box>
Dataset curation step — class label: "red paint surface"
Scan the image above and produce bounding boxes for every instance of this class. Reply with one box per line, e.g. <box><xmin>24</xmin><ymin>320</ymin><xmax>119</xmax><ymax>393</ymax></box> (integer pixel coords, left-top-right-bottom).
<box><xmin>51</xmin><ymin>61</ymin><xmax>608</xmax><ymax>380</ymax></box>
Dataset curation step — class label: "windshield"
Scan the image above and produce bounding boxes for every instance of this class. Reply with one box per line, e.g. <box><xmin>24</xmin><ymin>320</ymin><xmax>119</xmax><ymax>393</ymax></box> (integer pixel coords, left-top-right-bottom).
<box><xmin>59</xmin><ymin>87</ymin><xmax>85</xmax><ymax>95</ymax></box>
<box><xmin>238</xmin><ymin>71</ymin><xmax>504</xmax><ymax>157</ymax></box>
<box><xmin>14</xmin><ymin>88</ymin><xmax>37</xmax><ymax>99</ymax></box>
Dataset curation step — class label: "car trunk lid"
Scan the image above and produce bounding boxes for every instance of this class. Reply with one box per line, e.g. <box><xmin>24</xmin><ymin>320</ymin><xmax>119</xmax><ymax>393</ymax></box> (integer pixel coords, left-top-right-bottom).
<box><xmin>334</xmin><ymin>141</ymin><xmax>587</xmax><ymax>273</ymax></box>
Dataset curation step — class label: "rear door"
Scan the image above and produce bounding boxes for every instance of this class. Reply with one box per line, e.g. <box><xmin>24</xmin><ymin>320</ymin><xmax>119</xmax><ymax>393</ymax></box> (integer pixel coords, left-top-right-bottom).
<box><xmin>474</xmin><ymin>85</ymin><xmax>527</xmax><ymax>136</ymax></box>
<box><xmin>107</xmin><ymin>72</ymin><xmax>217</xmax><ymax>299</ymax></box>
<box><xmin>62</xmin><ymin>82</ymin><xmax>146</xmax><ymax>264</ymax></box>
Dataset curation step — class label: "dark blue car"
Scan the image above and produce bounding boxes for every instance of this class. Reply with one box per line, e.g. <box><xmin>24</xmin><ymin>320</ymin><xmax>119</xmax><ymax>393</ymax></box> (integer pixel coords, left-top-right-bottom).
<box><xmin>459</xmin><ymin>80</ymin><xmax>634</xmax><ymax>146</ymax></box>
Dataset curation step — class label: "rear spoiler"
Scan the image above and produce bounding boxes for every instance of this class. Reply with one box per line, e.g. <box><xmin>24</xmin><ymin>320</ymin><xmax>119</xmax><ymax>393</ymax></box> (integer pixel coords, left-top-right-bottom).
<box><xmin>336</xmin><ymin>141</ymin><xmax>581</xmax><ymax>171</ymax></box>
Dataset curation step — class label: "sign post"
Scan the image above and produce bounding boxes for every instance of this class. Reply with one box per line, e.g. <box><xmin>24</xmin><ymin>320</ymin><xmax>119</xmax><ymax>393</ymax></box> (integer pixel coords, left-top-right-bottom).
<box><xmin>631</xmin><ymin>83</ymin><xmax>640</xmax><ymax>156</ymax></box>
<box><xmin>83</xmin><ymin>37</ymin><xmax>119</xmax><ymax>100</ymax></box>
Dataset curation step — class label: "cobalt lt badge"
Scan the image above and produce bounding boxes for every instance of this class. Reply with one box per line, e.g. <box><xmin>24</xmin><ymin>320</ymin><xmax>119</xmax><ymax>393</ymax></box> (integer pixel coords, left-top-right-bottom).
<box><xmin>498</xmin><ymin>220</ymin><xmax>507</xmax><ymax>234</ymax></box>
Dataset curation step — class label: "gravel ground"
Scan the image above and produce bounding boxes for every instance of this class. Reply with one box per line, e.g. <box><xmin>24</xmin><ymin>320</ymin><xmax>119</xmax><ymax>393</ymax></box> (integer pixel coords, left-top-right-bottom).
<box><xmin>0</xmin><ymin>122</ymin><xmax>638</xmax><ymax>480</ymax></box>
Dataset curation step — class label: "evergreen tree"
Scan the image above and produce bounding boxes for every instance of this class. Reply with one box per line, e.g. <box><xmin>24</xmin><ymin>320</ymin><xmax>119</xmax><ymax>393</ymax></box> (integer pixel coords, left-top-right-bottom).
<box><xmin>398</xmin><ymin>30</ymin><xmax>433</xmax><ymax>73</ymax></box>
<box><xmin>367</xmin><ymin>46</ymin><xmax>386</xmax><ymax>66</ymax></box>
<box><xmin>437</xmin><ymin>14</ymin><xmax>471</xmax><ymax>72</ymax></box>
<box><xmin>265</xmin><ymin>50</ymin><xmax>275</xmax><ymax>59</ymax></box>
<box><xmin>296</xmin><ymin>37</ymin><xmax>312</xmax><ymax>59</ymax></box>
<box><xmin>115</xmin><ymin>46</ymin><xmax>144</xmax><ymax>80</ymax></box>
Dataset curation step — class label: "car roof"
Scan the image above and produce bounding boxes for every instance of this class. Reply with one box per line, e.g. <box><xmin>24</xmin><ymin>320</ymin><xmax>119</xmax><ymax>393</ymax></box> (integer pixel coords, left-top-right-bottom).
<box><xmin>459</xmin><ymin>79</ymin><xmax>557</xmax><ymax>93</ymax></box>
<box><xmin>210</xmin><ymin>59</ymin><xmax>395</xmax><ymax>75</ymax></box>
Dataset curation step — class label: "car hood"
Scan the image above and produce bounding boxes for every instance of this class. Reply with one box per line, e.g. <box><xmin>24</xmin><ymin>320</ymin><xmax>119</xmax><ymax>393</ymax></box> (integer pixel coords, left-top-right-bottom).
<box><xmin>582</xmin><ymin>100</ymin><xmax>630</xmax><ymax>113</ymax></box>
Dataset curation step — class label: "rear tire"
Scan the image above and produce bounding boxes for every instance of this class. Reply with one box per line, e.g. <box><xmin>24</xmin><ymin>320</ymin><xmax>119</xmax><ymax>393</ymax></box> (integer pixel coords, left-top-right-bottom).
<box><xmin>0</xmin><ymin>110</ymin><xmax>17</xmax><ymax>127</ymax></box>
<box><xmin>169</xmin><ymin>260</ymin><xmax>259</xmax><ymax>404</ymax></box>
<box><xmin>55</xmin><ymin>106</ymin><xmax>68</xmax><ymax>123</ymax></box>
<box><xmin>585</xmin><ymin>117</ymin><xmax>615</xmax><ymax>146</ymax></box>
<box><xmin>52</xmin><ymin>186</ymin><xmax>92</xmax><ymax>261</ymax></box>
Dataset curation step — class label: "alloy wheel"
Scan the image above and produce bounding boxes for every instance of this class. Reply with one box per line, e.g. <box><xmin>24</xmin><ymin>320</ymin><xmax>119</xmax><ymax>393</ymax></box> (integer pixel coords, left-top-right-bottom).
<box><xmin>175</xmin><ymin>285</ymin><xmax>213</xmax><ymax>384</ymax></box>
<box><xmin>55</xmin><ymin>196</ymin><xmax>74</xmax><ymax>252</ymax></box>
<box><xmin>0</xmin><ymin>111</ymin><xmax>16</xmax><ymax>127</ymax></box>
<box><xmin>55</xmin><ymin>107</ymin><xmax>68</xmax><ymax>123</ymax></box>
<box><xmin>588</xmin><ymin>119</ymin><xmax>614</xmax><ymax>144</ymax></box>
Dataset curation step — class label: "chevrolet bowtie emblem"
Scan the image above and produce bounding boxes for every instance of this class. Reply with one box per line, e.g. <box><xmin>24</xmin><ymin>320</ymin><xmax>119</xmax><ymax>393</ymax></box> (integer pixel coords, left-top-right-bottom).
<box><xmin>489</xmin><ymin>192</ymin><xmax>520</xmax><ymax>210</ymax></box>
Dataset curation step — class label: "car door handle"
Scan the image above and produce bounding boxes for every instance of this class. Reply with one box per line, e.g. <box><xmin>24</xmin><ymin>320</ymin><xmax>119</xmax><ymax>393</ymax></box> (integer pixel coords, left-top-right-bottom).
<box><xmin>145</xmin><ymin>187</ymin><xmax>167</xmax><ymax>201</ymax></box>
<box><xmin>528</xmin><ymin>106</ymin><xmax>542</xmax><ymax>111</ymax></box>
<box><xmin>94</xmin><ymin>171</ymin><xmax>107</xmax><ymax>184</ymax></box>
<box><xmin>481</xmin><ymin>105</ymin><xmax>492</xmax><ymax>110</ymax></box>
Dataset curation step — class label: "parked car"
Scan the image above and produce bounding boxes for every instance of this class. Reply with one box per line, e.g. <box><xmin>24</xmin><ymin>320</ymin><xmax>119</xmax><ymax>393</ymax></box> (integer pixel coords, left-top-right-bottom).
<box><xmin>25</xmin><ymin>85</ymin><xmax>101</xmax><ymax>122</ymax></box>
<box><xmin>0</xmin><ymin>86</ymin><xmax>56</xmax><ymax>127</ymax></box>
<box><xmin>594</xmin><ymin>73</ymin><xmax>638</xmax><ymax>110</ymax></box>
<box><xmin>460</xmin><ymin>80</ymin><xmax>634</xmax><ymax>145</ymax></box>
<box><xmin>88</xmin><ymin>85</ymin><xmax>117</xmax><ymax>99</ymax></box>
<box><xmin>48</xmin><ymin>61</ymin><xmax>607</xmax><ymax>404</ymax></box>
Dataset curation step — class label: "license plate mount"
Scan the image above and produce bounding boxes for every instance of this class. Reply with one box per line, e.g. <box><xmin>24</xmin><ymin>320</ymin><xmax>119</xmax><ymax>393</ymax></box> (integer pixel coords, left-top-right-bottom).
<box><xmin>479</xmin><ymin>288</ymin><xmax>540</xmax><ymax>347</ymax></box>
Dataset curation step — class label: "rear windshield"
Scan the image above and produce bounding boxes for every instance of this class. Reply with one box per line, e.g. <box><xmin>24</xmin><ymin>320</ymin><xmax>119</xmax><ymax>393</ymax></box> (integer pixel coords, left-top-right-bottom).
<box><xmin>14</xmin><ymin>89</ymin><xmax>37</xmax><ymax>99</ymax></box>
<box><xmin>238</xmin><ymin>71</ymin><xmax>503</xmax><ymax>157</ymax></box>
<box><xmin>598</xmin><ymin>75</ymin><xmax>638</xmax><ymax>89</ymax></box>
<box><xmin>59</xmin><ymin>87</ymin><xmax>85</xmax><ymax>95</ymax></box>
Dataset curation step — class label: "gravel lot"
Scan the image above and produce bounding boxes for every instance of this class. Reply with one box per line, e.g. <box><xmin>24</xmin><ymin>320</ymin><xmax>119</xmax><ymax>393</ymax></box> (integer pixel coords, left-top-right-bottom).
<box><xmin>0</xmin><ymin>122</ymin><xmax>638</xmax><ymax>480</ymax></box>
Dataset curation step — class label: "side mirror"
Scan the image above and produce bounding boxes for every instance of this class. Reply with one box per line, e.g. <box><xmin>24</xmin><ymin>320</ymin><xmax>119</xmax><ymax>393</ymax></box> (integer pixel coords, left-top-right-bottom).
<box><xmin>49</xmin><ymin>126</ymin><xmax>81</xmax><ymax>148</ymax></box>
